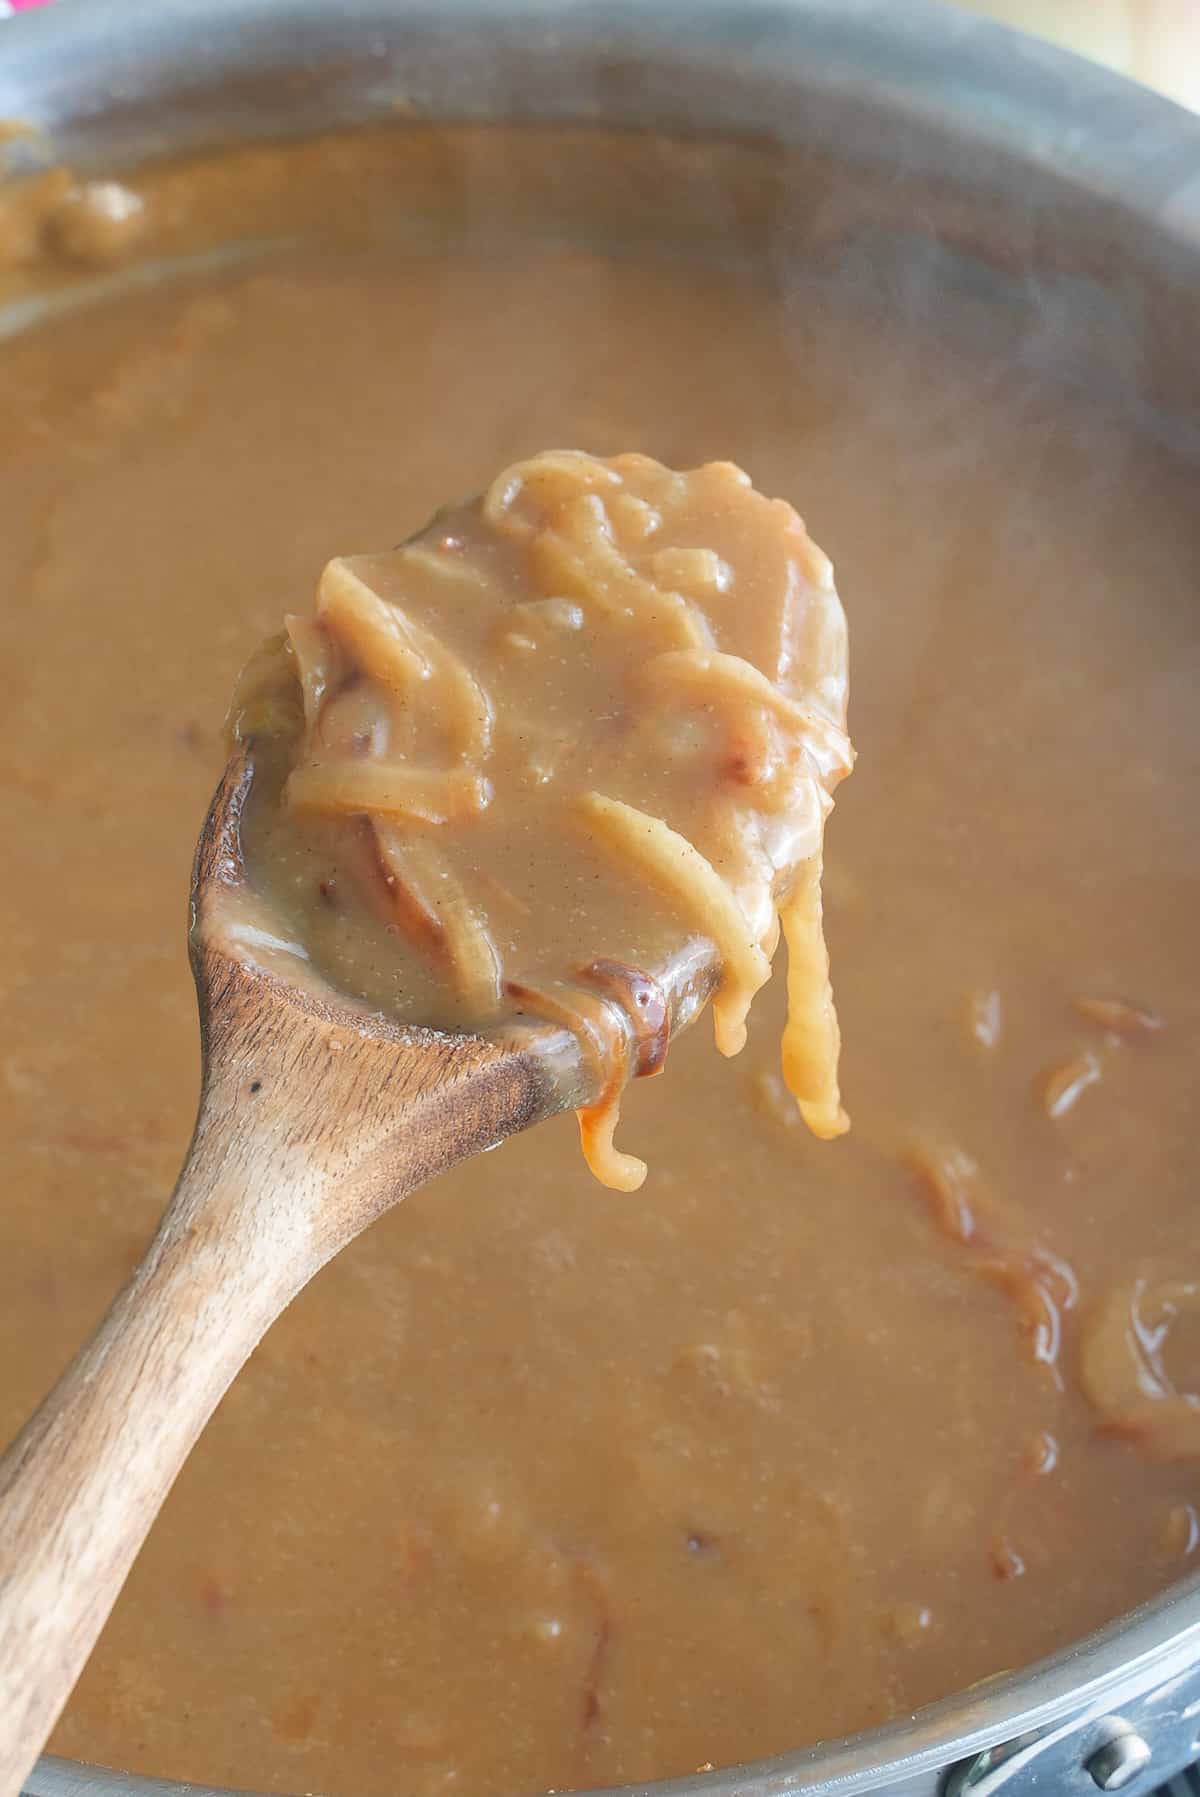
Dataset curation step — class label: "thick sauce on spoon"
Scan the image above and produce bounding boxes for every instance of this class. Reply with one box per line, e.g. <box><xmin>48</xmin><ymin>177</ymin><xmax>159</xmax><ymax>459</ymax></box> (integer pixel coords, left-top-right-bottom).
<box><xmin>233</xmin><ymin>450</ymin><xmax>852</xmax><ymax>1187</ymax></box>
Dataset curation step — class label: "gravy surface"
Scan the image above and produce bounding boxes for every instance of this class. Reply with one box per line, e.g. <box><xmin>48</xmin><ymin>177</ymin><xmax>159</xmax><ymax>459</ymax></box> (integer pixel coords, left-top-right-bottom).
<box><xmin>1</xmin><ymin>128</ymin><xmax>1198</xmax><ymax>1797</ymax></box>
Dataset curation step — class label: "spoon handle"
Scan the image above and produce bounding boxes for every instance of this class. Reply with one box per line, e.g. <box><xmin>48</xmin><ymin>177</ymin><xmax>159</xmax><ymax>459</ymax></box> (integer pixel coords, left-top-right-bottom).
<box><xmin>0</xmin><ymin>1111</ymin><xmax>313</xmax><ymax>1797</ymax></box>
<box><xmin>0</xmin><ymin>942</ymin><xmax>566</xmax><ymax>1797</ymax></box>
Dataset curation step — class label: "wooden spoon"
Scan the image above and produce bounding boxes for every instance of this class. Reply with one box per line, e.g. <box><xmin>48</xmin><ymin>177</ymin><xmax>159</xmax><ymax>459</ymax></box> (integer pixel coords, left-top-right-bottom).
<box><xmin>0</xmin><ymin>747</ymin><xmax>716</xmax><ymax>1797</ymax></box>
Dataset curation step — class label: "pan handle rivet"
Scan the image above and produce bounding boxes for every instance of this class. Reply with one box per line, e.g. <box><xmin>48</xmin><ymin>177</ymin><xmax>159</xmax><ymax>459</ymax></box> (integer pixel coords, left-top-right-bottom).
<box><xmin>1085</xmin><ymin>1729</ymin><xmax>1152</xmax><ymax>1791</ymax></box>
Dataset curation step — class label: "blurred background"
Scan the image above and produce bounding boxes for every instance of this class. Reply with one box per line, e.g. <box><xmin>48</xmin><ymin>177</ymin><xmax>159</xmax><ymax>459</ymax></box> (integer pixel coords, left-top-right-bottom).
<box><xmin>951</xmin><ymin>0</ymin><xmax>1200</xmax><ymax>109</ymax></box>
<box><xmin>1</xmin><ymin>0</ymin><xmax>1199</xmax><ymax>111</ymax></box>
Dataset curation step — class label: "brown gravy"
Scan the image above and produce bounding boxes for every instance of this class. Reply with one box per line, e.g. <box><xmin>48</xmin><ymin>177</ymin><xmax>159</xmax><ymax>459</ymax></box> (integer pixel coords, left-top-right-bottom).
<box><xmin>232</xmin><ymin>450</ymin><xmax>852</xmax><ymax>1186</ymax></box>
<box><xmin>0</xmin><ymin>128</ymin><xmax>1198</xmax><ymax>1796</ymax></box>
